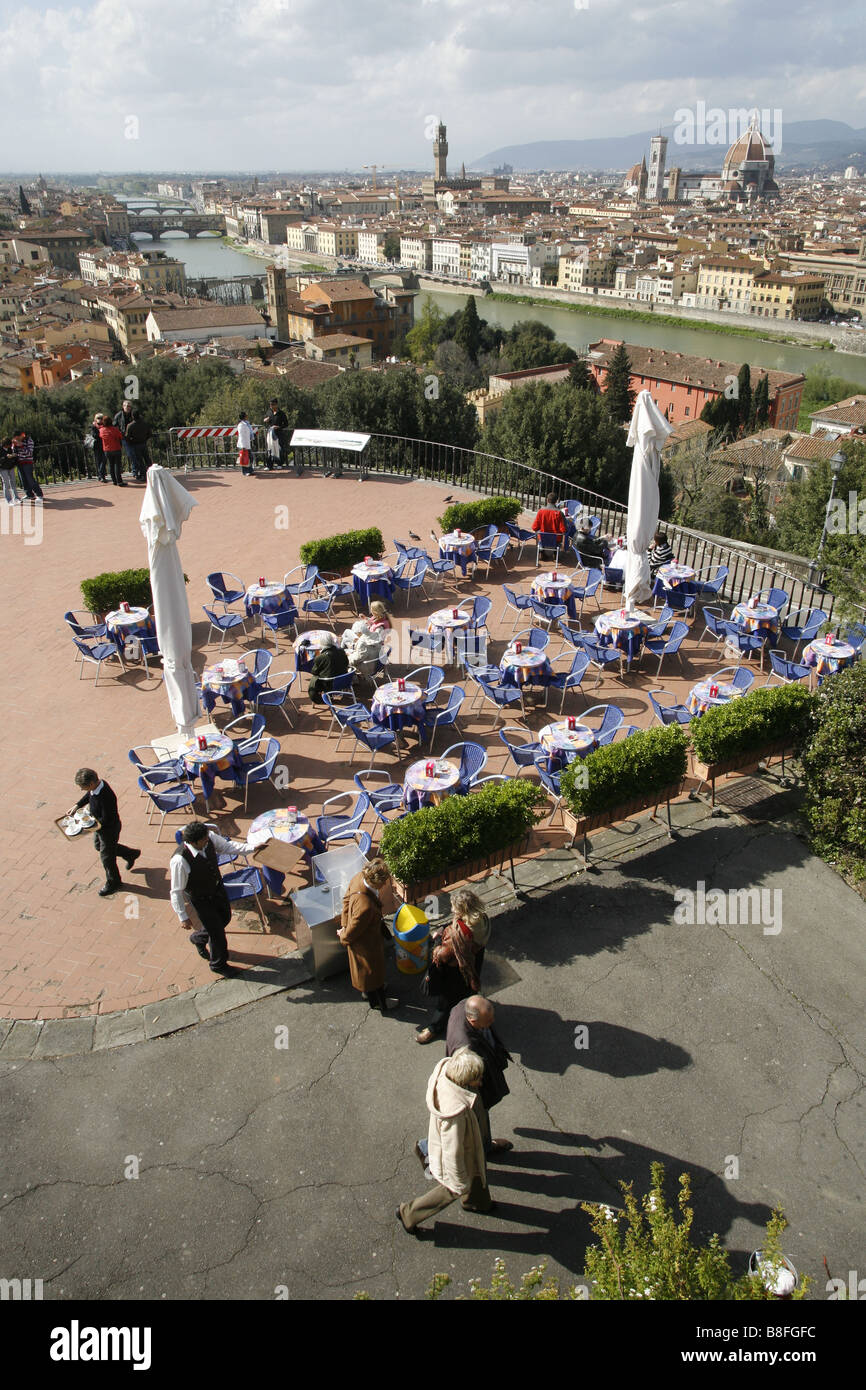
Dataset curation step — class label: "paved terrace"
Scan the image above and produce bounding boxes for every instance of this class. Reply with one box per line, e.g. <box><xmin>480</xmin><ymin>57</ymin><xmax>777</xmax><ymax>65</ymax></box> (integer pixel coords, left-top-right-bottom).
<box><xmin>0</xmin><ymin>467</ymin><xmax>804</xmax><ymax>1022</ymax></box>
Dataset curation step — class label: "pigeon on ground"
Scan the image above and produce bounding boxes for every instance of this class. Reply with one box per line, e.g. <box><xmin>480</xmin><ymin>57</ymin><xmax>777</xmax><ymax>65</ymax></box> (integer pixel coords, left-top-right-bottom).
<box><xmin>408</xmin><ymin>531</ymin><xmax>422</xmax><ymax>541</ymax></box>
<box><xmin>429</xmin><ymin>530</ymin><xmax>437</xmax><ymax>541</ymax></box>
<box><xmin>443</xmin><ymin>495</ymin><xmax>455</xmax><ymax>504</ymax></box>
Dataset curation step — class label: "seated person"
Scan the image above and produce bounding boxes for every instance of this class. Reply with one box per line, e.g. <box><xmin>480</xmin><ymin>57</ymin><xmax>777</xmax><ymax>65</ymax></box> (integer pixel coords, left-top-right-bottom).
<box><xmin>368</xmin><ymin>600</ymin><xmax>393</xmax><ymax>632</ymax></box>
<box><xmin>573</xmin><ymin>522</ymin><xmax>608</xmax><ymax>569</ymax></box>
<box><xmin>649</xmin><ymin>530</ymin><xmax>675</xmax><ymax>577</ymax></box>
<box><xmin>342</xmin><ymin>619</ymin><xmax>383</xmax><ymax>678</ymax></box>
<box><xmin>307</xmin><ymin>633</ymin><xmax>351</xmax><ymax>703</ymax></box>
<box><xmin>531</xmin><ymin>492</ymin><xmax>567</xmax><ymax>541</ymax></box>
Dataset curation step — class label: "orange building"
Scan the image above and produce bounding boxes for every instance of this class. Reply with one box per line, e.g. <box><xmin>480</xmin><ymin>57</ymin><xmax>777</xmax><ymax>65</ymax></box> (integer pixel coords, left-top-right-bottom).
<box><xmin>587</xmin><ymin>339</ymin><xmax>805</xmax><ymax>431</ymax></box>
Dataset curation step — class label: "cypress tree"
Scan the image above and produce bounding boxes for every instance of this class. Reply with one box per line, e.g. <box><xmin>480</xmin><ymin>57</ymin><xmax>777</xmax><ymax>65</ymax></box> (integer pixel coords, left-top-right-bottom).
<box><xmin>604</xmin><ymin>343</ymin><xmax>635</xmax><ymax>424</ymax></box>
<box><xmin>454</xmin><ymin>295</ymin><xmax>482</xmax><ymax>363</ymax></box>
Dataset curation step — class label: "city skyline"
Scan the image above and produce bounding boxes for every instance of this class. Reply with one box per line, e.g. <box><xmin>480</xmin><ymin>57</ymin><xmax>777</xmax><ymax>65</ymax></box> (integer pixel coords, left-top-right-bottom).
<box><xmin>1</xmin><ymin>0</ymin><xmax>864</xmax><ymax>172</ymax></box>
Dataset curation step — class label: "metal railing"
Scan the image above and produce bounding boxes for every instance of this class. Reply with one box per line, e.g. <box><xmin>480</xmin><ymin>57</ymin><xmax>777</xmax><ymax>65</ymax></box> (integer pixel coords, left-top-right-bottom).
<box><xmin>28</xmin><ymin>427</ymin><xmax>844</xmax><ymax>621</ymax></box>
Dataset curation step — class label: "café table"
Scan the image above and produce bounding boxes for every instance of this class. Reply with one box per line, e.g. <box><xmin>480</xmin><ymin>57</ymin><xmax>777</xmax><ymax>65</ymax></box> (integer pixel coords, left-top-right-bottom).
<box><xmin>731</xmin><ymin>601</ymin><xmax>780</xmax><ymax>637</ymax></box>
<box><xmin>594</xmin><ymin>608</ymin><xmax>653</xmax><ymax>665</ymax></box>
<box><xmin>293</xmin><ymin>628</ymin><xmax>335</xmax><ymax>672</ymax></box>
<box><xmin>402</xmin><ymin>757</ymin><xmax>461</xmax><ymax>811</ymax></box>
<box><xmin>371</xmin><ymin>680</ymin><xmax>426</xmax><ymax>734</ymax></box>
<box><xmin>179</xmin><ymin>733</ymin><xmax>243</xmax><ymax>806</ymax></box>
<box><xmin>687</xmin><ymin>679</ymin><xmax>745</xmax><ymax>717</ymax></box>
<box><xmin>427</xmin><ymin>606</ymin><xmax>472</xmax><ymax>664</ymax></box>
<box><xmin>438</xmin><ymin>531</ymin><xmax>477</xmax><ymax>575</ymax></box>
<box><xmin>656</xmin><ymin>562</ymin><xmax>695</xmax><ymax>589</ymax></box>
<box><xmin>539</xmin><ymin>719</ymin><xmax>597</xmax><ymax>772</ymax></box>
<box><xmin>802</xmin><ymin>637</ymin><xmax>858</xmax><ymax>680</ymax></box>
<box><xmin>104</xmin><ymin>606</ymin><xmax>155</xmax><ymax>656</ymax></box>
<box><xmin>531</xmin><ymin>572</ymin><xmax>573</xmax><ymax>606</ymax></box>
<box><xmin>499</xmin><ymin>644</ymin><xmax>551</xmax><ymax>688</ymax></box>
<box><xmin>351</xmin><ymin>559</ymin><xmax>394</xmax><ymax>607</ymax></box>
<box><xmin>248</xmin><ymin>808</ymin><xmax>325</xmax><ymax>895</ymax></box>
<box><xmin>244</xmin><ymin>580</ymin><xmax>291</xmax><ymax>618</ymax></box>
<box><xmin>200</xmin><ymin>656</ymin><xmax>256</xmax><ymax>717</ymax></box>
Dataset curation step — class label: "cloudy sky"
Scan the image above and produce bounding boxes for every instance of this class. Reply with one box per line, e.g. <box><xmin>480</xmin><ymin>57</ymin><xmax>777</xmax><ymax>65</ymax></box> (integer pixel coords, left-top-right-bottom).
<box><xmin>1</xmin><ymin>0</ymin><xmax>864</xmax><ymax>172</ymax></box>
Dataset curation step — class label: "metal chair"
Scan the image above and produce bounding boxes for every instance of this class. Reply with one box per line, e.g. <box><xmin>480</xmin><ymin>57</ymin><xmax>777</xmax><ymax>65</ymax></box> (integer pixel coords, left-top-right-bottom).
<box><xmin>138</xmin><ymin>776</ymin><xmax>197</xmax><ymax>839</ymax></box>
<box><xmin>568</xmin><ymin>568</ymin><xmax>603</xmax><ymax>618</ymax></box>
<box><xmin>323</xmin><ymin>691</ymin><xmax>372</xmax><ymax>750</ymax></box>
<box><xmin>529</xmin><ymin>597</ymin><xmax>567</xmax><ymax>630</ymax></box>
<box><xmin>345</xmin><ymin>719</ymin><xmax>399</xmax><ymax>769</ymax></box>
<box><xmin>316</xmin><ymin>791</ymin><xmax>371</xmax><ymax>845</ymax></box>
<box><xmin>205</xmin><ymin>571</ymin><xmax>245</xmax><ymax>610</ymax></box>
<box><xmin>535</xmin><ymin>531</ymin><xmax>564</xmax><ymax>567</ymax></box>
<box><xmin>643</xmin><ymin>620</ymin><xmax>689</xmax><ymax>676</ymax></box>
<box><xmin>504</xmin><ymin>521</ymin><xmax>535</xmax><ymax>560</ymax></box>
<box><xmin>499</xmin><ymin>584</ymin><xmax>534</xmax><ymax>630</ymax></box>
<box><xmin>441</xmin><ymin>741</ymin><xmax>488</xmax><ymax>793</ymax></box>
<box><xmin>393</xmin><ymin>556</ymin><xmax>432</xmax><ymax>607</ymax></box>
<box><xmin>780</xmin><ymin>607</ymin><xmax>828</xmax><ymax>659</ymax></box>
<box><xmin>409</xmin><ymin>627</ymin><xmax>446</xmax><ymax>663</ymax></box>
<box><xmin>698</xmin><ymin>605</ymin><xmax>727</xmax><ymax>647</ymax></box>
<box><xmin>422</xmin><ymin>684</ymin><xmax>465</xmax><ymax>751</ymax></box>
<box><xmin>498</xmin><ymin>726</ymin><xmax>543</xmax><ymax>776</ymax></box>
<box><xmin>581</xmin><ymin>703</ymin><xmax>625</xmax><ymax>745</ymax></box>
<box><xmin>352</xmin><ymin>771</ymin><xmax>406</xmax><ymax>836</ymax></box>
<box><xmin>254</xmin><ymin>671</ymin><xmax>297</xmax><ymax>727</ymax></box>
<box><xmin>222</xmin><ymin>865</ymin><xmax>268</xmax><ymax>929</ymax></box>
<box><xmin>240</xmin><ymin>737</ymin><xmax>282</xmax><ymax>812</ymax></box>
<box><xmin>544</xmin><ymin>650</ymin><xmax>591</xmax><ymax>713</ymax></box>
<box><xmin>72</xmin><ymin>636</ymin><xmax>126</xmax><ymax>685</ymax></box>
<box><xmin>202</xmin><ymin>605</ymin><xmax>246</xmax><ymax>652</ymax></box>
<box><xmin>764</xmin><ymin>649</ymin><xmax>811</xmax><ymax>686</ymax></box>
<box><xmin>647</xmin><ymin>690</ymin><xmax>693</xmax><ymax>726</ymax></box>
<box><xmin>261</xmin><ymin>606</ymin><xmax>299</xmax><ymax>651</ymax></box>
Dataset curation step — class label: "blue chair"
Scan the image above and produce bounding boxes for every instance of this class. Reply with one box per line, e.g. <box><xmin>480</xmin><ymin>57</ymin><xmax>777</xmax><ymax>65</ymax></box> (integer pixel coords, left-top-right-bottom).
<box><xmin>499</xmin><ymin>726</ymin><xmax>543</xmax><ymax>776</ymax></box>
<box><xmin>317</xmin><ymin>791</ymin><xmax>371</xmax><ymax>844</ymax></box>
<box><xmin>442</xmin><ymin>741</ymin><xmax>488</xmax><ymax>792</ymax></box>
<box><xmin>696</xmin><ymin>564</ymin><xmax>728</xmax><ymax>597</ymax></box>
<box><xmin>499</xmin><ymin>584</ymin><xmax>534</xmax><ymax>630</ymax></box>
<box><xmin>468</xmin><ymin>595</ymin><xmax>492</xmax><ymax>628</ymax></box>
<box><xmin>587</xmin><ymin>515</ymin><xmax>601</xmax><ymax>537</ymax></box>
<box><xmin>240</xmin><ymin>736</ymin><xmax>282</xmax><ymax>812</ymax></box>
<box><xmin>474</xmin><ymin>676</ymin><xmax>525</xmax><ymax>725</ymax></box>
<box><xmin>582</xmin><ymin>702</ymin><xmax>625</xmax><ymax>745</ymax></box>
<box><xmin>557</xmin><ymin>619</ymin><xmax>586</xmax><ymax>654</ymax></box>
<box><xmin>529</xmin><ymin>597</ymin><xmax>567</xmax><ymax>630</ymax></box>
<box><xmin>475</xmin><ymin>532</ymin><xmax>510</xmax><ymax>578</ymax></box>
<box><xmin>255</xmin><ymin>670</ymin><xmax>297</xmax><ymax>727</ymax></box>
<box><xmin>346</xmin><ymin>719</ymin><xmax>399</xmax><ymax>769</ymax></box>
<box><xmin>138</xmin><ymin>776</ymin><xmax>197</xmax><ymax>839</ymax></box>
<box><xmin>648</xmin><ymin>690</ymin><xmax>693</xmax><ymax>726</ymax></box>
<box><xmin>532</xmin><ymin>755</ymin><xmax>564</xmax><ymax>822</ymax></box>
<box><xmin>222</xmin><ymin>866</ymin><xmax>268</xmax><ymax>928</ymax></box>
<box><xmin>545</xmin><ymin>650</ymin><xmax>591</xmax><ymax>713</ymax></box>
<box><xmin>562</xmin><ymin>498</ymin><xmax>582</xmax><ymax>519</ymax></box>
<box><xmin>314</xmin><ymin>830</ymin><xmax>373</xmax><ymax>875</ymax></box>
<box><xmin>205</xmin><ymin>571</ymin><xmax>245</xmax><ymax>610</ymax></box>
<box><xmin>765</xmin><ymin>650</ymin><xmax>811</xmax><ymax>686</ymax></box>
<box><xmin>302</xmin><ymin>587</ymin><xmax>338</xmax><ymax>628</ymax></box>
<box><xmin>393</xmin><ymin>556</ymin><xmax>432</xmax><ymax>607</ymax></box>
<box><xmin>845</xmin><ymin>624</ymin><xmax>866</xmax><ymax>653</ymax></box>
<box><xmin>535</xmin><ymin>531</ymin><xmax>564</xmax><ymax>566</ymax></box>
<box><xmin>394</xmin><ymin>538</ymin><xmax>427</xmax><ymax>562</ymax></box>
<box><xmin>323</xmin><ymin>691</ymin><xmax>371</xmax><ymax>750</ymax></box>
<box><xmin>569</xmin><ymin>568</ymin><xmax>603</xmax><ymax>618</ymax></box>
<box><xmin>283</xmin><ymin>565</ymin><xmax>319</xmax><ymax>599</ymax></box>
<box><xmin>64</xmin><ymin>611</ymin><xmax>107</xmax><ymax>656</ymax></box>
<box><xmin>759</xmin><ymin>587</ymin><xmax>789</xmax><ymax>614</ymax></box>
<box><xmin>698</xmin><ymin>605</ymin><xmax>727</xmax><ymax>647</ymax></box>
<box><xmin>129</xmin><ymin>746</ymin><xmax>186</xmax><ymax>791</ymax></box>
<box><xmin>408</xmin><ymin>626</ymin><xmax>445</xmax><ymax>663</ymax></box>
<box><xmin>423</xmin><ymin>548</ymin><xmax>458</xmax><ymax>590</ymax></box>
<box><xmin>224</xmin><ymin>711</ymin><xmax>266</xmax><ymax>750</ymax></box>
<box><xmin>248</xmin><ymin>648</ymin><xmax>274</xmax><ymax>688</ymax></box>
<box><xmin>717</xmin><ymin>618</ymin><xmax>768</xmax><ymax>670</ymax></box>
<box><xmin>174</xmin><ymin>824</ymin><xmax>239</xmax><ymax>867</ymax></box>
<box><xmin>504</xmin><ymin>521</ymin><xmax>535</xmax><ymax>560</ymax></box>
<box><xmin>511</xmin><ymin>627</ymin><xmax>550</xmax><ymax>651</ymax></box>
<box><xmin>708</xmin><ymin>665</ymin><xmax>755</xmax><ymax>695</ymax></box>
<box><xmin>202</xmin><ymin>605</ymin><xmax>246</xmax><ymax>652</ymax></box>
<box><xmin>780</xmin><ymin>607</ymin><xmax>828</xmax><ymax>658</ymax></box>
<box><xmin>580</xmin><ymin>637</ymin><xmax>624</xmax><ymax>687</ymax></box>
<box><xmin>261</xmin><ymin>606</ymin><xmax>299</xmax><ymax>650</ymax></box>
<box><xmin>73</xmin><ymin>636</ymin><xmax>126</xmax><ymax>685</ymax></box>
<box><xmin>454</xmin><ymin>627</ymin><xmax>489</xmax><ymax>672</ymax></box>
<box><xmin>652</xmin><ymin>580</ymin><xmax>696</xmax><ymax>617</ymax></box>
<box><xmin>612</xmin><ymin>725</ymin><xmax>642</xmax><ymax>741</ymax></box>
<box><xmin>646</xmin><ymin>605</ymin><xmax>675</xmax><ymax>639</ymax></box>
<box><xmin>422</xmin><ymin>684</ymin><xmax>465</xmax><ymax>750</ymax></box>
<box><xmin>602</xmin><ymin>565</ymin><xmax>624</xmax><ymax>591</ymax></box>
<box><xmin>643</xmin><ymin>620</ymin><xmax>689</xmax><ymax>676</ymax></box>
<box><xmin>352</xmin><ymin>771</ymin><xmax>406</xmax><ymax>834</ymax></box>
<box><xmin>404</xmin><ymin>666</ymin><xmax>445</xmax><ymax>701</ymax></box>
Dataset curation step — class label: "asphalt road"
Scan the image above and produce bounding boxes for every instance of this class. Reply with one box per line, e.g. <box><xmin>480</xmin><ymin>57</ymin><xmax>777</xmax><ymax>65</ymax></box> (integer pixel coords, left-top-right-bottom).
<box><xmin>1</xmin><ymin>816</ymin><xmax>863</xmax><ymax>1301</ymax></box>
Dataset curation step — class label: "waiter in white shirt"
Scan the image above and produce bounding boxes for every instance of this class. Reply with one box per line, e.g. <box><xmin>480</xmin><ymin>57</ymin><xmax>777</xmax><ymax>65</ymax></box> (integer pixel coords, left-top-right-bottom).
<box><xmin>236</xmin><ymin>411</ymin><xmax>254</xmax><ymax>477</ymax></box>
<box><xmin>171</xmin><ymin>821</ymin><xmax>251</xmax><ymax>974</ymax></box>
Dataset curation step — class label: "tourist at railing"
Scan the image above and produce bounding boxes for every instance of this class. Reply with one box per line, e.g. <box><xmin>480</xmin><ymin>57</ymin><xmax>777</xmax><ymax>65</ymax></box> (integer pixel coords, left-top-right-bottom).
<box><xmin>87</xmin><ymin>414</ymin><xmax>107</xmax><ymax>482</ymax></box>
<box><xmin>125</xmin><ymin>411</ymin><xmax>153</xmax><ymax>480</ymax></box>
<box><xmin>113</xmin><ymin>400</ymin><xmax>138</xmax><ymax>478</ymax></box>
<box><xmin>11</xmin><ymin>430</ymin><xmax>43</xmax><ymax>501</ymax></box>
<box><xmin>1</xmin><ymin>438</ymin><xmax>21</xmax><ymax>504</ymax></box>
<box><xmin>97</xmin><ymin>416</ymin><xmax>125</xmax><ymax>487</ymax></box>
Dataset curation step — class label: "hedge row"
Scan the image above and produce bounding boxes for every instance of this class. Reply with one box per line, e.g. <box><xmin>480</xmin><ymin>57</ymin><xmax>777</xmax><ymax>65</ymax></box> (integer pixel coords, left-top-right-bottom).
<box><xmin>380</xmin><ymin>780</ymin><xmax>547</xmax><ymax>885</ymax></box>
<box><xmin>438</xmin><ymin>496</ymin><xmax>523</xmax><ymax>534</ymax></box>
<box><xmin>299</xmin><ymin>527</ymin><xmax>384</xmax><ymax>573</ymax></box>
<box><xmin>688</xmin><ymin>683</ymin><xmax>816</xmax><ymax>765</ymax></box>
<box><xmin>560</xmin><ymin>724</ymin><xmax>688</xmax><ymax>818</ymax></box>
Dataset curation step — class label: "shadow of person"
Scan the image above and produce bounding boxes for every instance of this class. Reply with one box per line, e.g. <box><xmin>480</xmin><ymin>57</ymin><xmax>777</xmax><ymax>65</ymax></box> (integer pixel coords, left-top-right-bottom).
<box><xmin>497</xmin><ymin>1004</ymin><xmax>692</xmax><ymax>1078</ymax></box>
<box><xmin>426</xmin><ymin>1130</ymin><xmax>773</xmax><ymax>1275</ymax></box>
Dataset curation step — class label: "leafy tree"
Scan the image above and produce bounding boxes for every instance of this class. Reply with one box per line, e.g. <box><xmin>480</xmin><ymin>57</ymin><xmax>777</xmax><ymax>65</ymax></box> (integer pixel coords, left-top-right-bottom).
<box><xmin>317</xmin><ymin>366</ymin><xmax>477</xmax><ymax>450</ymax></box>
<box><xmin>433</xmin><ymin>339</ymin><xmax>478</xmax><ymax>391</ymax></box>
<box><xmin>797</xmin><ymin>367</ymin><xmax>862</xmax><ymax>431</ymax></box>
<box><xmin>454</xmin><ymin>295</ymin><xmax>482</xmax><ymax>363</ymax></box>
<box><xmin>801</xmin><ymin>663</ymin><xmax>866</xmax><ymax>882</ymax></box>
<box><xmin>568</xmin><ymin>356</ymin><xmax>596</xmax><ymax>392</ymax></box>
<box><xmin>701</xmin><ymin>391</ymin><xmax>740</xmax><ymax>438</ymax></box>
<box><xmin>404</xmin><ymin>300</ymin><xmax>448</xmax><ymax>363</ymax></box>
<box><xmin>603</xmin><ymin>343</ymin><xmax>635</xmax><ymax>425</ymax></box>
<box><xmin>382</xmin><ymin>232</ymin><xmax>401</xmax><ymax>262</ymax></box>
<box><xmin>481</xmin><ymin>381</ymin><xmax>631</xmax><ymax>501</ymax></box>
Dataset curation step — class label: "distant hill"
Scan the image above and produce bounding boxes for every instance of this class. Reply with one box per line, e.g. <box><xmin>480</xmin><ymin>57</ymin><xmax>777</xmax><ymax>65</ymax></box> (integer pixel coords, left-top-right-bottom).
<box><xmin>473</xmin><ymin>120</ymin><xmax>866</xmax><ymax>173</ymax></box>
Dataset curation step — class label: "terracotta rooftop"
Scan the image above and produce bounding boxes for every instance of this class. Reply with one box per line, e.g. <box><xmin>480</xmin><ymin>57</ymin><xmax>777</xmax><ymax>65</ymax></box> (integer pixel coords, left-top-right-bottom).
<box><xmin>588</xmin><ymin>339</ymin><xmax>805</xmax><ymax>395</ymax></box>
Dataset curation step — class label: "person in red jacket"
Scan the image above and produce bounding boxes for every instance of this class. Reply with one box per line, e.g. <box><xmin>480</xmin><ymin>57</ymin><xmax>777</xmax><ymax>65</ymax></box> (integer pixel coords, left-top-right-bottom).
<box><xmin>98</xmin><ymin>418</ymin><xmax>126</xmax><ymax>487</ymax></box>
<box><xmin>531</xmin><ymin>493</ymin><xmax>567</xmax><ymax>559</ymax></box>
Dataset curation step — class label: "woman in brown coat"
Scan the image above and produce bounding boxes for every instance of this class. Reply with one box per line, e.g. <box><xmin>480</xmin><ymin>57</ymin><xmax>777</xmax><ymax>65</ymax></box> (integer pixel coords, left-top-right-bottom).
<box><xmin>338</xmin><ymin>858</ymin><xmax>398</xmax><ymax>1011</ymax></box>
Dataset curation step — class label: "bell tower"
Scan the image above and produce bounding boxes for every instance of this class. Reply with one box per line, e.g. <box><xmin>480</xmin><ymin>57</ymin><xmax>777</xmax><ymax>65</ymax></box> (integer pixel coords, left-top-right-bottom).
<box><xmin>433</xmin><ymin>122</ymin><xmax>448</xmax><ymax>181</ymax></box>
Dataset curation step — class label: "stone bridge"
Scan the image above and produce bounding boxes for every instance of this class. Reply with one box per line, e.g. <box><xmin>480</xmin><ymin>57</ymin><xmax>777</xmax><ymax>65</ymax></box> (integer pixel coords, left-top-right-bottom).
<box><xmin>127</xmin><ymin>210</ymin><xmax>225</xmax><ymax>239</ymax></box>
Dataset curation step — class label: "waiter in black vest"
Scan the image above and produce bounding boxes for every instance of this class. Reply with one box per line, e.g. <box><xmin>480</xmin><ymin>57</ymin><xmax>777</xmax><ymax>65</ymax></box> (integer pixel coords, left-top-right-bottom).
<box><xmin>170</xmin><ymin>821</ymin><xmax>251</xmax><ymax>974</ymax></box>
<box><xmin>70</xmin><ymin>768</ymin><xmax>140</xmax><ymax>898</ymax></box>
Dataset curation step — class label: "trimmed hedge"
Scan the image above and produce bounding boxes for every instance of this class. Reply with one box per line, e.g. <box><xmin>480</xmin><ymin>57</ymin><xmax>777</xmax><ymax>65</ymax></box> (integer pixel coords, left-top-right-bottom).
<box><xmin>81</xmin><ymin>568</ymin><xmax>157</xmax><ymax>613</ymax></box>
<box><xmin>689</xmin><ymin>683</ymin><xmax>816</xmax><ymax>766</ymax></box>
<box><xmin>560</xmin><ymin>725</ymin><xmax>688</xmax><ymax>819</ymax></box>
<box><xmin>438</xmin><ymin>496</ymin><xmax>523</xmax><ymax>533</ymax></box>
<box><xmin>380</xmin><ymin>780</ymin><xmax>547</xmax><ymax>885</ymax></box>
<box><xmin>800</xmin><ymin>663</ymin><xmax>866</xmax><ymax>881</ymax></box>
<box><xmin>299</xmin><ymin>527</ymin><xmax>384</xmax><ymax>573</ymax></box>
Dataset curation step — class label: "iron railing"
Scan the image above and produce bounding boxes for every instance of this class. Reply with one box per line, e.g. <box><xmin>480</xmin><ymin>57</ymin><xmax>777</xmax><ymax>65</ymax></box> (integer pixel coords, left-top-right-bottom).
<box><xmin>28</xmin><ymin>427</ymin><xmax>845</xmax><ymax>622</ymax></box>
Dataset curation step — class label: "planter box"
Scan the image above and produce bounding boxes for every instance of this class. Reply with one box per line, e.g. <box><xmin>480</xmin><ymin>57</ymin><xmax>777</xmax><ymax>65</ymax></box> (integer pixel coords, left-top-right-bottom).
<box><xmin>690</xmin><ymin>741</ymin><xmax>794</xmax><ymax>806</ymax></box>
<box><xmin>562</xmin><ymin>782</ymin><xmax>684</xmax><ymax>863</ymax></box>
<box><xmin>394</xmin><ymin>834</ymin><xmax>531</xmax><ymax>904</ymax></box>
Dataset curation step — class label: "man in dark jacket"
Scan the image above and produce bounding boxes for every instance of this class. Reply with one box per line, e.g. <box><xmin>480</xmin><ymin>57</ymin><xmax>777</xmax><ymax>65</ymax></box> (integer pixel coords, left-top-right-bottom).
<box><xmin>70</xmin><ymin>768</ymin><xmax>140</xmax><ymax>897</ymax></box>
<box><xmin>262</xmin><ymin>399</ymin><xmax>289</xmax><ymax>471</ymax></box>
<box><xmin>574</xmin><ymin>522</ymin><xmax>608</xmax><ymax>569</ymax></box>
<box><xmin>125</xmin><ymin>411</ymin><xmax>152</xmax><ymax>479</ymax></box>
<box><xmin>446</xmin><ymin>995</ymin><xmax>513</xmax><ymax>1154</ymax></box>
<box><xmin>307</xmin><ymin>633</ymin><xmax>350</xmax><ymax>703</ymax></box>
<box><xmin>113</xmin><ymin>400</ymin><xmax>138</xmax><ymax>477</ymax></box>
<box><xmin>170</xmin><ymin>821</ymin><xmax>250</xmax><ymax>973</ymax></box>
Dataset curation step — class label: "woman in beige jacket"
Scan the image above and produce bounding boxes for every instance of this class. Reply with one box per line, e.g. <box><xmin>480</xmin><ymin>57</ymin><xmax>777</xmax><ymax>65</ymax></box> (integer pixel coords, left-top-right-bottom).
<box><xmin>397</xmin><ymin>1049</ymin><xmax>495</xmax><ymax>1234</ymax></box>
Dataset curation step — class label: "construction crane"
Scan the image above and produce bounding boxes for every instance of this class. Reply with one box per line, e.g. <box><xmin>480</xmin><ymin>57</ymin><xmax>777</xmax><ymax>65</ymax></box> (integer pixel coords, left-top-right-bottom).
<box><xmin>363</xmin><ymin>164</ymin><xmax>383</xmax><ymax>191</ymax></box>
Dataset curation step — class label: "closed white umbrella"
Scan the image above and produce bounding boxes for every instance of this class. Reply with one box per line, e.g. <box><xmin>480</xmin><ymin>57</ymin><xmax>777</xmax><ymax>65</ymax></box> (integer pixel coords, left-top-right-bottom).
<box><xmin>623</xmin><ymin>390</ymin><xmax>672</xmax><ymax>610</ymax></box>
<box><xmin>139</xmin><ymin>465</ymin><xmax>200</xmax><ymax>736</ymax></box>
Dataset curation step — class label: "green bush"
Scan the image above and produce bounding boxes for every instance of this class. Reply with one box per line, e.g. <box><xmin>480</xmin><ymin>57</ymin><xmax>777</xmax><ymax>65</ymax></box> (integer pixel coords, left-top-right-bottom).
<box><xmin>437</xmin><ymin>496</ymin><xmax>523</xmax><ymax>533</ymax></box>
<box><xmin>299</xmin><ymin>527</ymin><xmax>384</xmax><ymax>573</ymax></box>
<box><xmin>800</xmin><ymin>663</ymin><xmax>866</xmax><ymax>881</ymax></box>
<box><xmin>560</xmin><ymin>725</ymin><xmax>688</xmax><ymax>819</ymax></box>
<box><xmin>689</xmin><ymin>683</ymin><xmax>816</xmax><ymax>766</ymax></box>
<box><xmin>81</xmin><ymin>567</ymin><xmax>160</xmax><ymax>613</ymax></box>
<box><xmin>380</xmin><ymin>780</ymin><xmax>547</xmax><ymax>885</ymax></box>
